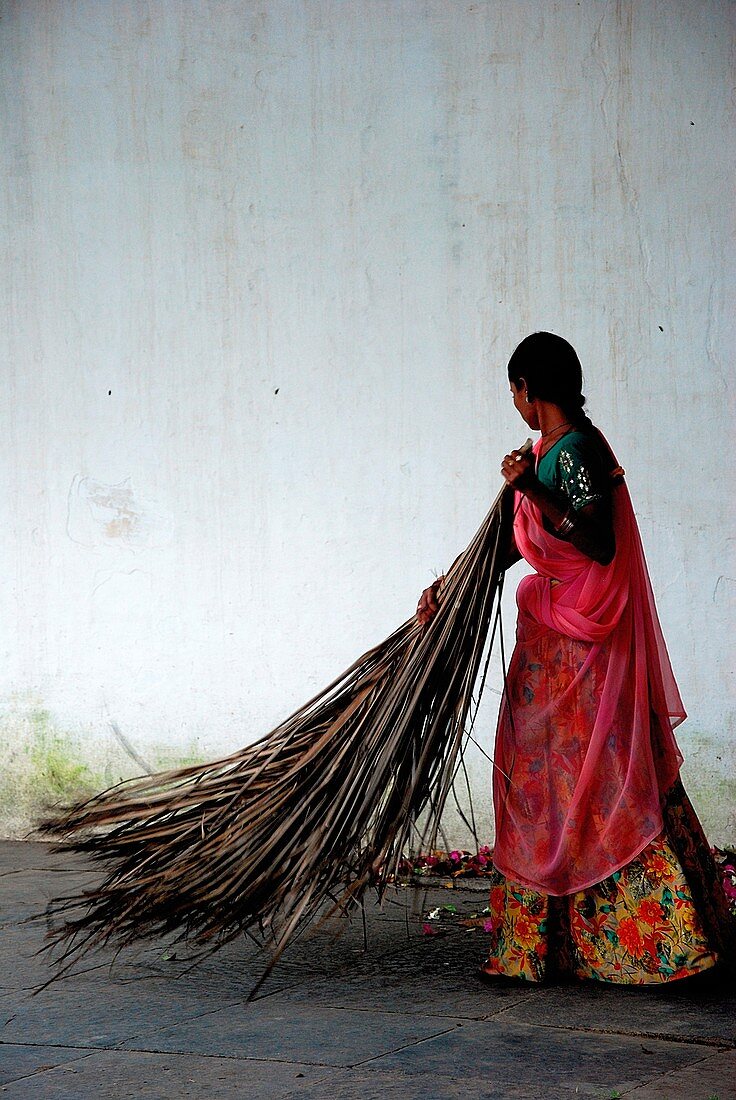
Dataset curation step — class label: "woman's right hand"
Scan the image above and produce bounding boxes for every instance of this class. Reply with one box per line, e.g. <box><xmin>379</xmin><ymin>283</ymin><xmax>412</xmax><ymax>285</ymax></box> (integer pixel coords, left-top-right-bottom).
<box><xmin>416</xmin><ymin>576</ymin><xmax>444</xmax><ymax>625</ymax></box>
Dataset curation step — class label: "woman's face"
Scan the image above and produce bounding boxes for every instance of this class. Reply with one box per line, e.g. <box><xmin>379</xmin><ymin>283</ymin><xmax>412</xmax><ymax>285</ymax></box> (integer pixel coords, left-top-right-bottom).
<box><xmin>510</xmin><ymin>379</ymin><xmax>540</xmax><ymax>431</ymax></box>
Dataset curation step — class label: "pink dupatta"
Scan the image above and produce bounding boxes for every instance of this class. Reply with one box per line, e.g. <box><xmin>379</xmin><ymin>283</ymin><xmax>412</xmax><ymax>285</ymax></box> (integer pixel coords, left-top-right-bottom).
<box><xmin>492</xmin><ymin>431</ymin><xmax>685</xmax><ymax>895</ymax></box>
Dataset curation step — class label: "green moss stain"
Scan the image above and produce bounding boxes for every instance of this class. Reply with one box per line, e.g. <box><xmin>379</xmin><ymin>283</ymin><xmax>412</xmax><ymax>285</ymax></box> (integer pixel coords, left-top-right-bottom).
<box><xmin>0</xmin><ymin>703</ymin><xmax>211</xmax><ymax>837</ymax></box>
<box><xmin>680</xmin><ymin>728</ymin><xmax>736</xmax><ymax>835</ymax></box>
<box><xmin>152</xmin><ymin>741</ymin><xmax>206</xmax><ymax>773</ymax></box>
<box><xmin>2</xmin><ymin>709</ymin><xmax>103</xmax><ymax>830</ymax></box>
<box><xmin>29</xmin><ymin>732</ymin><xmax>97</xmax><ymax>800</ymax></box>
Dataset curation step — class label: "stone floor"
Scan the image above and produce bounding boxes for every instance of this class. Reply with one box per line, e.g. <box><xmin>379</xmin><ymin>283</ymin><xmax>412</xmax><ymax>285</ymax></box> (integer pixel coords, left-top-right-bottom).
<box><xmin>0</xmin><ymin>840</ymin><xmax>734</xmax><ymax>1099</ymax></box>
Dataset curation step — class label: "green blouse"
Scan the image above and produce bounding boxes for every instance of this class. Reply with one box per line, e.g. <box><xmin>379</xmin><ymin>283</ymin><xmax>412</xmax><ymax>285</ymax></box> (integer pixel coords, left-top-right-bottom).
<box><xmin>536</xmin><ymin>427</ymin><xmax>611</xmax><ymax>512</ymax></box>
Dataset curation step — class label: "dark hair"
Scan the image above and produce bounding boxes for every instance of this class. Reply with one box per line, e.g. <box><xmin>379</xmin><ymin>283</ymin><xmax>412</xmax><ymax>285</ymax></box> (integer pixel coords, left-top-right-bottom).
<box><xmin>507</xmin><ymin>332</ymin><xmax>586</xmax><ymax>412</ymax></box>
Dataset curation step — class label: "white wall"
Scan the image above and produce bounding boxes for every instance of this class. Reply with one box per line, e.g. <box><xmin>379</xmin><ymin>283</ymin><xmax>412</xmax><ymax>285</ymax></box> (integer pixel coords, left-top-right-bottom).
<box><xmin>1</xmin><ymin>0</ymin><xmax>734</xmax><ymax>844</ymax></box>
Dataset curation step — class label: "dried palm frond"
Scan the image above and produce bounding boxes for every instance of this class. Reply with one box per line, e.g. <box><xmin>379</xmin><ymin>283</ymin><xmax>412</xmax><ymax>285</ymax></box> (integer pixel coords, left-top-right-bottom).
<box><xmin>38</xmin><ymin>451</ymin><xmax>524</xmax><ymax>988</ymax></box>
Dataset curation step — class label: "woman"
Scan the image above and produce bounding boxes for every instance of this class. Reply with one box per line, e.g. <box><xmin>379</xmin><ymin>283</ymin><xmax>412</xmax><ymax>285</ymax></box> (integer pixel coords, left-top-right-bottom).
<box><xmin>417</xmin><ymin>332</ymin><xmax>734</xmax><ymax>985</ymax></box>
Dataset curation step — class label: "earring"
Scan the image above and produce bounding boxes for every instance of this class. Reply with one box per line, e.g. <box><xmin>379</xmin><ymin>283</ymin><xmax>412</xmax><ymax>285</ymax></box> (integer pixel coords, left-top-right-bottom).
<box><xmin>525</xmin><ymin>395</ymin><xmax>531</xmax><ymax>404</ymax></box>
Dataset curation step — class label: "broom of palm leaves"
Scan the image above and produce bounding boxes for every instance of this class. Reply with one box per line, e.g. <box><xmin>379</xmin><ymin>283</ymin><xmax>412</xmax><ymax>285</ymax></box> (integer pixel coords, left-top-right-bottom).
<box><xmin>38</xmin><ymin>445</ymin><xmax>526</xmax><ymax>987</ymax></box>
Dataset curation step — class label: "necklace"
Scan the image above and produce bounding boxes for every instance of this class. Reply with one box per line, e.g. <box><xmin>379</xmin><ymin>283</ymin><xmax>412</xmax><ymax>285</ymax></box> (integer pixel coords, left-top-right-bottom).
<box><xmin>541</xmin><ymin>420</ymin><xmax>573</xmax><ymax>438</ymax></box>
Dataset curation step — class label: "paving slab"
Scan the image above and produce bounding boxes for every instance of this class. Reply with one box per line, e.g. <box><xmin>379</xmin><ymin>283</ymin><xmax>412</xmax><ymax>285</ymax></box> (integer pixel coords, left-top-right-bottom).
<box><xmin>0</xmin><ymin>870</ymin><xmax>98</xmax><ymax>928</ymax></box>
<box><xmin>0</xmin><ymin>1044</ymin><xmax>93</xmax><ymax>1089</ymax></box>
<box><xmin>51</xmin><ymin>928</ymin><xmax>534</xmax><ymax>1027</ymax></box>
<box><xmin>1</xmin><ymin>981</ymin><xmax>244</xmax><ymax>1049</ymax></box>
<box><xmin>0</xmin><ymin>925</ymin><xmax>109</xmax><ymax>993</ymax></box>
<box><xmin>120</xmin><ymin>1001</ymin><xmax>462</xmax><ymax>1067</ymax></box>
<box><xmin>343</xmin><ymin>921</ymin><xmax>491</xmax><ymax>983</ymax></box>
<box><xmin>623</xmin><ymin>1049</ymin><xmax>736</xmax><ymax>1098</ymax></box>
<box><xmin>265</xmin><ymin>912</ymin><xmax>428</xmax><ymax>967</ymax></box>
<box><xmin>67</xmin><ymin>908</ymin><xmax>485</xmax><ymax>1003</ymax></box>
<box><xmin>280</xmin><ymin>1068</ymin><xmax>631</xmax><ymax>1100</ymax></box>
<box><xmin>260</xmin><ymin>965</ymin><xmax>536</xmax><ymax>1021</ymax></box>
<box><xmin>1</xmin><ymin>856</ymin><xmax>491</xmax><ymax>993</ymax></box>
<box><xmin>0</xmin><ymin>1049</ymin><xmax>334</xmax><ymax>1099</ymax></box>
<box><xmin>0</xmin><ymin>901</ymin><xmax>292</xmax><ymax>1001</ymax></box>
<box><xmin>124</xmin><ymin>922</ymin><xmax>507</xmax><ymax>1012</ymax></box>
<box><xmin>60</xmin><ymin>957</ymin><xmax>293</xmax><ymax>1005</ymax></box>
<box><xmin>502</xmin><ymin>979</ymin><xmax>736</xmax><ymax>1046</ymax></box>
<box><xmin>11</xmin><ymin>896</ymin><xmax>442</xmax><ymax>993</ymax></box>
<box><xmin>0</xmin><ymin>843</ymin><xmax>91</xmax><ymax>875</ymax></box>
<box><xmin>357</xmin><ymin>1017</ymin><xmax>713</xmax><ymax>1097</ymax></box>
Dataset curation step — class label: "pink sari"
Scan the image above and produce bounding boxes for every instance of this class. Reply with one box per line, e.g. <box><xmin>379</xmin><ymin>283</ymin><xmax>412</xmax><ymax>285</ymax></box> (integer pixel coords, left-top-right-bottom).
<box><xmin>492</xmin><ymin>431</ymin><xmax>685</xmax><ymax>896</ymax></box>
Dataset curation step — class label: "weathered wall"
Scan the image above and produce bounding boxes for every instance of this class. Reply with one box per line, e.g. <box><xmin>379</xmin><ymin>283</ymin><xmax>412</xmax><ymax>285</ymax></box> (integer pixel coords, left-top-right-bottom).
<box><xmin>1</xmin><ymin>1</ymin><xmax>734</xmax><ymax>845</ymax></box>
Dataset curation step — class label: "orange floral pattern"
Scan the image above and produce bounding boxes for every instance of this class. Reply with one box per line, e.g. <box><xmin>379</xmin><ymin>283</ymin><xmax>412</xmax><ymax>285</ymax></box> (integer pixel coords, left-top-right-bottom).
<box><xmin>480</xmin><ymin>830</ymin><xmax>717</xmax><ymax>985</ymax></box>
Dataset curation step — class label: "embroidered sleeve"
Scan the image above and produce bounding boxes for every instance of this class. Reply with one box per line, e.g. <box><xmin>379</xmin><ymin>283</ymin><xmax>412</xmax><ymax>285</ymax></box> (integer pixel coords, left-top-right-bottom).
<box><xmin>556</xmin><ymin>438</ymin><xmax>609</xmax><ymax>511</ymax></box>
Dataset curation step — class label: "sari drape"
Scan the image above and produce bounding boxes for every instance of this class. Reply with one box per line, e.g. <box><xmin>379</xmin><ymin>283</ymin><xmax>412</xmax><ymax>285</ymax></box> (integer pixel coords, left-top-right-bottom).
<box><xmin>492</xmin><ymin>431</ymin><xmax>685</xmax><ymax>896</ymax></box>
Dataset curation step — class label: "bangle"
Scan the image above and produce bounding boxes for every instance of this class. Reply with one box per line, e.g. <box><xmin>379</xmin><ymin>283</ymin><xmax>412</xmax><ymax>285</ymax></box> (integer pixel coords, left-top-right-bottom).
<box><xmin>555</xmin><ymin>508</ymin><xmax>577</xmax><ymax>538</ymax></box>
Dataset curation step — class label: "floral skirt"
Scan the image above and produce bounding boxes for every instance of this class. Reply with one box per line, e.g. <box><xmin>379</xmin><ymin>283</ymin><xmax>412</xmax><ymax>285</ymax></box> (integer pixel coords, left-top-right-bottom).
<box><xmin>480</xmin><ymin>782</ymin><xmax>735</xmax><ymax>984</ymax></box>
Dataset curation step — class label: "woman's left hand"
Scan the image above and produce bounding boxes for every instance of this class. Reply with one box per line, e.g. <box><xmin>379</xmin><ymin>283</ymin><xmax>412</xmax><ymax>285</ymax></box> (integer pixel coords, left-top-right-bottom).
<box><xmin>501</xmin><ymin>450</ymin><xmax>536</xmax><ymax>492</ymax></box>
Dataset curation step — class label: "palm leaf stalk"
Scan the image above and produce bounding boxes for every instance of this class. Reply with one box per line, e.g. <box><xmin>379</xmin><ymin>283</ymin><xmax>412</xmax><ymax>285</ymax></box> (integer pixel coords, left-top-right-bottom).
<box><xmin>38</xmin><ymin>451</ymin><xmax>524</xmax><ymax>987</ymax></box>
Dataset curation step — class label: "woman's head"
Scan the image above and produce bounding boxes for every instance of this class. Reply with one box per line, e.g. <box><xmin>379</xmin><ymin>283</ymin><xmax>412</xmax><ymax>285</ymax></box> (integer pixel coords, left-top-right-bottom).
<box><xmin>507</xmin><ymin>333</ymin><xmax>585</xmax><ymax>424</ymax></box>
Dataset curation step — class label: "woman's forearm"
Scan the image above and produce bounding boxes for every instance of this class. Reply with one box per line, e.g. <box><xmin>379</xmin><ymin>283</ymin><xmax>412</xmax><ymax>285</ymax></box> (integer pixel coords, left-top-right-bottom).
<box><xmin>523</xmin><ymin>483</ymin><xmax>615</xmax><ymax>565</ymax></box>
